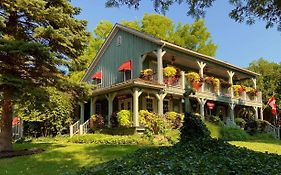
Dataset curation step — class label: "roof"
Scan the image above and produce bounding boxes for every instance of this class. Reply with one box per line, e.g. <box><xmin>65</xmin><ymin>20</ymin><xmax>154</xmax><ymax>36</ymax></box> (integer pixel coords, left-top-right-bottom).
<box><xmin>81</xmin><ymin>23</ymin><xmax>259</xmax><ymax>82</ymax></box>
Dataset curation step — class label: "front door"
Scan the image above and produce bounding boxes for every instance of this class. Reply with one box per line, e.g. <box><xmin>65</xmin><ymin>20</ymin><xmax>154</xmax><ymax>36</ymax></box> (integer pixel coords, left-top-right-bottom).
<box><xmin>118</xmin><ymin>98</ymin><xmax>132</xmax><ymax>111</ymax></box>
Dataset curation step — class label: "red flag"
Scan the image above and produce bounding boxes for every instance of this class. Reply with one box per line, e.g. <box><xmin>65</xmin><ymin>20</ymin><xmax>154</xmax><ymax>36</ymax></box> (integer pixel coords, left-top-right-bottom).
<box><xmin>267</xmin><ymin>96</ymin><xmax>276</xmax><ymax>107</ymax></box>
<box><xmin>267</xmin><ymin>96</ymin><xmax>277</xmax><ymax>116</ymax></box>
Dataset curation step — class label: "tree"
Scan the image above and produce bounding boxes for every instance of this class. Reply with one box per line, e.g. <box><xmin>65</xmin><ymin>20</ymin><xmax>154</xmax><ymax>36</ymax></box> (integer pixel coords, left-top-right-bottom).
<box><xmin>105</xmin><ymin>0</ymin><xmax>281</xmax><ymax>31</ymax></box>
<box><xmin>0</xmin><ymin>0</ymin><xmax>89</xmax><ymax>151</ymax></box>
<box><xmin>247</xmin><ymin>58</ymin><xmax>281</xmax><ymax>108</ymax></box>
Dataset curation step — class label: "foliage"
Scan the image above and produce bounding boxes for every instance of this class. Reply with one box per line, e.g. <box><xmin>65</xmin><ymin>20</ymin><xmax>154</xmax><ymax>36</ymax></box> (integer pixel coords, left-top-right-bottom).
<box><xmin>232</xmin><ymin>84</ymin><xmax>245</xmax><ymax>97</ymax></box>
<box><xmin>164</xmin><ymin>112</ymin><xmax>184</xmax><ymax>129</ymax></box>
<box><xmin>98</xmin><ymin>127</ymin><xmax>136</xmax><ymax>135</ymax></box>
<box><xmin>68</xmin><ymin>134</ymin><xmax>148</xmax><ymax>145</ymax></box>
<box><xmin>208</xmin><ymin>115</ymin><xmax>224</xmax><ymax>126</ymax></box>
<box><xmin>235</xmin><ymin>118</ymin><xmax>247</xmax><ymax>128</ymax></box>
<box><xmin>205</xmin><ymin>76</ymin><xmax>220</xmax><ymax>91</ymax></box>
<box><xmin>163</xmin><ymin>66</ymin><xmax>177</xmax><ymax>77</ymax></box>
<box><xmin>248</xmin><ymin>58</ymin><xmax>281</xmax><ymax>109</ymax></box>
<box><xmin>220</xmin><ymin>126</ymin><xmax>250</xmax><ymax>141</ymax></box>
<box><xmin>116</xmin><ymin>110</ymin><xmax>132</xmax><ymax>127</ymax></box>
<box><xmin>140</xmin><ymin>69</ymin><xmax>153</xmax><ymax>80</ymax></box>
<box><xmin>106</xmin><ymin>0</ymin><xmax>281</xmax><ymax>31</ymax></box>
<box><xmin>0</xmin><ymin>0</ymin><xmax>89</xmax><ymax>151</ymax></box>
<box><xmin>139</xmin><ymin>110</ymin><xmax>169</xmax><ymax>135</ymax></box>
<box><xmin>185</xmin><ymin>72</ymin><xmax>201</xmax><ymax>83</ymax></box>
<box><xmin>245</xmin><ymin>119</ymin><xmax>259</xmax><ymax>135</ymax></box>
<box><xmin>88</xmin><ymin>136</ymin><xmax>281</xmax><ymax>174</ymax></box>
<box><xmin>180</xmin><ymin>113</ymin><xmax>211</xmax><ymax>142</ymax></box>
<box><xmin>19</xmin><ymin>87</ymin><xmax>73</xmax><ymax>137</ymax></box>
<box><xmin>90</xmin><ymin>114</ymin><xmax>105</xmax><ymax>130</ymax></box>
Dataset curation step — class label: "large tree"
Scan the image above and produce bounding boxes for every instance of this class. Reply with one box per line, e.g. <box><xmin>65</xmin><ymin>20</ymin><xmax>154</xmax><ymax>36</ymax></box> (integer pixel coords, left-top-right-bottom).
<box><xmin>105</xmin><ymin>0</ymin><xmax>281</xmax><ymax>31</ymax></box>
<box><xmin>0</xmin><ymin>0</ymin><xmax>89</xmax><ymax>151</ymax></box>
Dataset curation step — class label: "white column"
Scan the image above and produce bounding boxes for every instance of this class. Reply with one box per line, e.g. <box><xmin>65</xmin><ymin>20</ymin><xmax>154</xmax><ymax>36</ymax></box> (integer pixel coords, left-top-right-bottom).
<box><xmin>90</xmin><ymin>97</ymin><xmax>97</xmax><ymax>116</ymax></box>
<box><xmin>254</xmin><ymin>107</ymin><xmax>258</xmax><ymax>120</ymax></box>
<box><xmin>251</xmin><ymin>78</ymin><xmax>257</xmax><ymax>89</ymax></box>
<box><xmin>197</xmin><ymin>61</ymin><xmax>206</xmax><ymax>92</ymax></box>
<box><xmin>180</xmin><ymin>71</ymin><xmax>185</xmax><ymax>90</ymax></box>
<box><xmin>196</xmin><ymin>98</ymin><xmax>206</xmax><ymax>119</ymax></box>
<box><xmin>132</xmin><ymin>88</ymin><xmax>143</xmax><ymax>127</ymax></box>
<box><xmin>105</xmin><ymin>93</ymin><xmax>117</xmax><ymax>127</ymax></box>
<box><xmin>153</xmin><ymin>48</ymin><xmax>166</xmax><ymax>84</ymax></box>
<box><xmin>227</xmin><ymin>71</ymin><xmax>235</xmax><ymax>98</ymax></box>
<box><xmin>79</xmin><ymin>103</ymin><xmax>85</xmax><ymax>123</ymax></box>
<box><xmin>155</xmin><ymin>91</ymin><xmax>167</xmax><ymax>115</ymax></box>
<box><xmin>228</xmin><ymin>103</ymin><xmax>236</xmax><ymax>125</ymax></box>
<box><xmin>260</xmin><ymin>107</ymin><xmax>264</xmax><ymax>120</ymax></box>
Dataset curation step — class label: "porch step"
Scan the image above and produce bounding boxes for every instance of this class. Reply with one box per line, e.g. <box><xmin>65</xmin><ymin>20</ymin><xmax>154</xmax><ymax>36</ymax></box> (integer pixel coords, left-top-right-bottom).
<box><xmin>135</xmin><ymin>126</ymin><xmax>146</xmax><ymax>134</ymax></box>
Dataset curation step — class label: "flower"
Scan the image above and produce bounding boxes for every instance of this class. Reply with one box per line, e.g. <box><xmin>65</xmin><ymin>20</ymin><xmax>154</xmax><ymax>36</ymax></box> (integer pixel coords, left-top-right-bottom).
<box><xmin>185</xmin><ymin>72</ymin><xmax>201</xmax><ymax>83</ymax></box>
<box><xmin>163</xmin><ymin>66</ymin><xmax>177</xmax><ymax>77</ymax></box>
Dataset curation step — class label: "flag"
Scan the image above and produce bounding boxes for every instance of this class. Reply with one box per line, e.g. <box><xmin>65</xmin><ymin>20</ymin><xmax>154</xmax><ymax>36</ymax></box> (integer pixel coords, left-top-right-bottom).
<box><xmin>267</xmin><ymin>96</ymin><xmax>277</xmax><ymax>116</ymax></box>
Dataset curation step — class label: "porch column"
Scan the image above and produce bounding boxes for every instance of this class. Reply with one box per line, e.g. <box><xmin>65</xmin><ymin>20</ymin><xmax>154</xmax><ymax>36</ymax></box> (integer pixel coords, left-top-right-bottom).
<box><xmin>253</xmin><ymin>107</ymin><xmax>258</xmax><ymax>120</ymax></box>
<box><xmin>132</xmin><ymin>88</ymin><xmax>143</xmax><ymax>127</ymax></box>
<box><xmin>180</xmin><ymin>71</ymin><xmax>185</xmax><ymax>90</ymax></box>
<box><xmin>155</xmin><ymin>91</ymin><xmax>167</xmax><ymax>115</ymax></box>
<box><xmin>252</xmin><ymin>78</ymin><xmax>258</xmax><ymax>102</ymax></box>
<box><xmin>105</xmin><ymin>93</ymin><xmax>117</xmax><ymax>127</ymax></box>
<box><xmin>228</xmin><ymin>103</ymin><xmax>236</xmax><ymax>125</ymax></box>
<box><xmin>153</xmin><ymin>48</ymin><xmax>166</xmax><ymax>84</ymax></box>
<box><xmin>197</xmin><ymin>98</ymin><xmax>206</xmax><ymax>119</ymax></box>
<box><xmin>197</xmin><ymin>61</ymin><xmax>206</xmax><ymax>92</ymax></box>
<box><xmin>260</xmin><ymin>107</ymin><xmax>264</xmax><ymax>120</ymax></box>
<box><xmin>79</xmin><ymin>103</ymin><xmax>85</xmax><ymax>123</ymax></box>
<box><xmin>227</xmin><ymin>71</ymin><xmax>235</xmax><ymax>98</ymax></box>
<box><xmin>90</xmin><ymin>97</ymin><xmax>97</xmax><ymax>116</ymax></box>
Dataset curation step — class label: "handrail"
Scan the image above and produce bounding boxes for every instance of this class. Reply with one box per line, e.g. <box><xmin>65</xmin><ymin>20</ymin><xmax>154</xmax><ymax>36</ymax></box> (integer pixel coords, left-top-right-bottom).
<box><xmin>79</xmin><ymin>119</ymin><xmax>90</xmax><ymax>135</ymax></box>
<box><xmin>70</xmin><ymin>120</ymin><xmax>80</xmax><ymax>137</ymax></box>
<box><xmin>266</xmin><ymin>124</ymin><xmax>280</xmax><ymax>139</ymax></box>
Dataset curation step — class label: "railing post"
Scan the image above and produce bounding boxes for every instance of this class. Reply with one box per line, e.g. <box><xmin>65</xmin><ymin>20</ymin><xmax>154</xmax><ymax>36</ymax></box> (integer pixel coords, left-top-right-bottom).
<box><xmin>70</xmin><ymin>125</ymin><xmax>74</xmax><ymax>137</ymax></box>
<box><xmin>79</xmin><ymin>125</ymin><xmax>83</xmax><ymax>135</ymax></box>
<box><xmin>180</xmin><ymin>71</ymin><xmax>185</xmax><ymax>90</ymax></box>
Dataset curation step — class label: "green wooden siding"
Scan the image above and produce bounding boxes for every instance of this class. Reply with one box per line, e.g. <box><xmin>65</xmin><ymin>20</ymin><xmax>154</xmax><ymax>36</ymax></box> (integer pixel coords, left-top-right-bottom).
<box><xmin>87</xmin><ymin>30</ymin><xmax>158</xmax><ymax>87</ymax></box>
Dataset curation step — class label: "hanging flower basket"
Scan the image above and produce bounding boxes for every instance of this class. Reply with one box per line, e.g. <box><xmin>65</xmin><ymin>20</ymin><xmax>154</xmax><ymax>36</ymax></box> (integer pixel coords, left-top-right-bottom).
<box><xmin>246</xmin><ymin>87</ymin><xmax>259</xmax><ymax>99</ymax></box>
<box><xmin>220</xmin><ymin>79</ymin><xmax>232</xmax><ymax>89</ymax></box>
<box><xmin>185</xmin><ymin>72</ymin><xmax>203</xmax><ymax>91</ymax></box>
<box><xmin>232</xmin><ymin>85</ymin><xmax>246</xmax><ymax>97</ymax></box>
<box><xmin>192</xmin><ymin>81</ymin><xmax>203</xmax><ymax>91</ymax></box>
<box><xmin>205</xmin><ymin>76</ymin><xmax>220</xmax><ymax>91</ymax></box>
<box><xmin>163</xmin><ymin>66</ymin><xmax>177</xmax><ymax>78</ymax></box>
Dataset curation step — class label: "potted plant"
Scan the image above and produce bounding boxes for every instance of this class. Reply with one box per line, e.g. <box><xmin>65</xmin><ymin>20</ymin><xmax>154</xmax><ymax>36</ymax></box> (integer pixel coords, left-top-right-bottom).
<box><xmin>246</xmin><ymin>87</ymin><xmax>259</xmax><ymax>99</ymax></box>
<box><xmin>185</xmin><ymin>72</ymin><xmax>203</xmax><ymax>91</ymax></box>
<box><xmin>232</xmin><ymin>85</ymin><xmax>246</xmax><ymax>97</ymax></box>
<box><xmin>163</xmin><ymin>66</ymin><xmax>177</xmax><ymax>85</ymax></box>
<box><xmin>140</xmin><ymin>69</ymin><xmax>153</xmax><ymax>80</ymax></box>
<box><xmin>205</xmin><ymin>76</ymin><xmax>220</xmax><ymax>91</ymax></box>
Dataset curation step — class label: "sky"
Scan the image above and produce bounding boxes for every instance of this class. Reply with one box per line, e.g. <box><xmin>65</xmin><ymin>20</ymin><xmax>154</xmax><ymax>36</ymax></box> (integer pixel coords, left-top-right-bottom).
<box><xmin>71</xmin><ymin>0</ymin><xmax>281</xmax><ymax>68</ymax></box>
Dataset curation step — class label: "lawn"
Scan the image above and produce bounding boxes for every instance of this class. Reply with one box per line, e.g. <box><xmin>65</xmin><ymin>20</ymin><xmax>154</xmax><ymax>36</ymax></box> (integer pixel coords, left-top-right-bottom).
<box><xmin>230</xmin><ymin>141</ymin><xmax>281</xmax><ymax>155</ymax></box>
<box><xmin>0</xmin><ymin>142</ymin><xmax>143</xmax><ymax>175</ymax></box>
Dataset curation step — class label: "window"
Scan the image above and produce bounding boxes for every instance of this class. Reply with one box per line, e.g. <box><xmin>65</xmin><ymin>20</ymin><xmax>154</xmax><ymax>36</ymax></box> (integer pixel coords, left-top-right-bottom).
<box><xmin>116</xmin><ymin>35</ymin><xmax>122</xmax><ymax>46</ymax></box>
<box><xmin>163</xmin><ymin>100</ymin><xmax>169</xmax><ymax>114</ymax></box>
<box><xmin>124</xmin><ymin>70</ymin><xmax>132</xmax><ymax>81</ymax></box>
<box><xmin>146</xmin><ymin>98</ymin><xmax>153</xmax><ymax>112</ymax></box>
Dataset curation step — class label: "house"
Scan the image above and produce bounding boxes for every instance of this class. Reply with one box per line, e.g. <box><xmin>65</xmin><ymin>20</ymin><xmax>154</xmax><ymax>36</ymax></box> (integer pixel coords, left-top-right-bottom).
<box><xmin>79</xmin><ymin>24</ymin><xmax>263</xmax><ymax>128</ymax></box>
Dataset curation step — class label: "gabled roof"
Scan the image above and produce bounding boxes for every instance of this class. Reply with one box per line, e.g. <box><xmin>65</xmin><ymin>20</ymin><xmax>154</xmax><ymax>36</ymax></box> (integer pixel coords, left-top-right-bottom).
<box><xmin>81</xmin><ymin>23</ymin><xmax>259</xmax><ymax>82</ymax></box>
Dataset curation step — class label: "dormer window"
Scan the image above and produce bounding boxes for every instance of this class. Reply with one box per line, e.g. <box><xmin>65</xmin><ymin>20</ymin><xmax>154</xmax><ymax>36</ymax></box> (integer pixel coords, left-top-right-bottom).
<box><xmin>92</xmin><ymin>71</ymin><xmax>102</xmax><ymax>85</ymax></box>
<box><xmin>116</xmin><ymin>35</ymin><xmax>122</xmax><ymax>46</ymax></box>
<box><xmin>118</xmin><ymin>60</ymin><xmax>132</xmax><ymax>81</ymax></box>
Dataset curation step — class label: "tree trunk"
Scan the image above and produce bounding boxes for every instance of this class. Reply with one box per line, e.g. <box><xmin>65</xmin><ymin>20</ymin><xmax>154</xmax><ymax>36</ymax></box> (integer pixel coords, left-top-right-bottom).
<box><xmin>0</xmin><ymin>86</ymin><xmax>13</xmax><ymax>151</ymax></box>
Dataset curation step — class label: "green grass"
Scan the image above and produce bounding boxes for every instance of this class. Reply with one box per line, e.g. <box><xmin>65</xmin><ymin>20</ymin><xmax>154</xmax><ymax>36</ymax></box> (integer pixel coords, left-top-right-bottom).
<box><xmin>230</xmin><ymin>141</ymin><xmax>281</xmax><ymax>155</ymax></box>
<box><xmin>0</xmin><ymin>142</ymin><xmax>144</xmax><ymax>175</ymax></box>
<box><xmin>205</xmin><ymin>121</ymin><xmax>220</xmax><ymax>138</ymax></box>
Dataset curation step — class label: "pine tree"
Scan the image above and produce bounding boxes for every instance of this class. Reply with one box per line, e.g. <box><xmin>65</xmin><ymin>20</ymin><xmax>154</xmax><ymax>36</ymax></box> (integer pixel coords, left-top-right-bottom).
<box><xmin>0</xmin><ymin>0</ymin><xmax>89</xmax><ymax>151</ymax></box>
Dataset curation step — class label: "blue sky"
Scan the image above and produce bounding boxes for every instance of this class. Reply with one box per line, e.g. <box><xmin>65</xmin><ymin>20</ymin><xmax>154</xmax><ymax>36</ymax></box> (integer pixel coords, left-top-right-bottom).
<box><xmin>71</xmin><ymin>0</ymin><xmax>281</xmax><ymax>68</ymax></box>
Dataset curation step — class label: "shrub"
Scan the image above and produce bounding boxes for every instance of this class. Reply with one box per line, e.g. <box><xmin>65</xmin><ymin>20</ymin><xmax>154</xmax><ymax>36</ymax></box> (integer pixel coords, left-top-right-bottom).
<box><xmin>245</xmin><ymin>119</ymin><xmax>259</xmax><ymax>135</ymax></box>
<box><xmin>220</xmin><ymin>126</ymin><xmax>250</xmax><ymax>141</ymax></box>
<box><xmin>139</xmin><ymin>110</ymin><xmax>169</xmax><ymax>135</ymax></box>
<box><xmin>257</xmin><ymin>119</ymin><xmax>271</xmax><ymax>132</ymax></box>
<box><xmin>117</xmin><ymin>110</ymin><xmax>131</xmax><ymax>127</ymax></box>
<box><xmin>208</xmin><ymin>115</ymin><xmax>224</xmax><ymax>126</ymax></box>
<box><xmin>235</xmin><ymin>117</ymin><xmax>246</xmax><ymax>128</ymax></box>
<box><xmin>99</xmin><ymin>127</ymin><xmax>136</xmax><ymax>135</ymax></box>
<box><xmin>165</xmin><ymin>112</ymin><xmax>184</xmax><ymax>129</ymax></box>
<box><xmin>90</xmin><ymin>114</ymin><xmax>105</xmax><ymax>129</ymax></box>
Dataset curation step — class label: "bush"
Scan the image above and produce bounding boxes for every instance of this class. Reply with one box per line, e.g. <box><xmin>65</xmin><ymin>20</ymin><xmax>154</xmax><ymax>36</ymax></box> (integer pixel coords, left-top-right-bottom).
<box><xmin>257</xmin><ymin>119</ymin><xmax>271</xmax><ymax>132</ymax></box>
<box><xmin>164</xmin><ymin>112</ymin><xmax>184</xmax><ymax>129</ymax></box>
<box><xmin>117</xmin><ymin>110</ymin><xmax>131</xmax><ymax>127</ymax></box>
<box><xmin>90</xmin><ymin>114</ymin><xmax>105</xmax><ymax>130</ymax></box>
<box><xmin>220</xmin><ymin>126</ymin><xmax>250</xmax><ymax>141</ymax></box>
<box><xmin>139</xmin><ymin>110</ymin><xmax>169</xmax><ymax>135</ymax></box>
<box><xmin>99</xmin><ymin>127</ymin><xmax>136</xmax><ymax>135</ymax></box>
<box><xmin>245</xmin><ymin>119</ymin><xmax>259</xmax><ymax>135</ymax></box>
<box><xmin>235</xmin><ymin>118</ymin><xmax>246</xmax><ymax>128</ymax></box>
<box><xmin>208</xmin><ymin>115</ymin><xmax>224</xmax><ymax>126</ymax></box>
<box><xmin>68</xmin><ymin>134</ymin><xmax>146</xmax><ymax>145</ymax></box>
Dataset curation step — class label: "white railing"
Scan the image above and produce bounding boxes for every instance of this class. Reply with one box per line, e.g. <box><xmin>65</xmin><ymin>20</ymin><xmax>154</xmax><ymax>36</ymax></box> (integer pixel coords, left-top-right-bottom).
<box><xmin>12</xmin><ymin>121</ymin><xmax>23</xmax><ymax>140</ymax></box>
<box><xmin>266</xmin><ymin>124</ymin><xmax>280</xmax><ymax>139</ymax></box>
<box><xmin>70</xmin><ymin>120</ymin><xmax>80</xmax><ymax>137</ymax></box>
<box><xmin>79</xmin><ymin>119</ymin><xmax>90</xmax><ymax>135</ymax></box>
